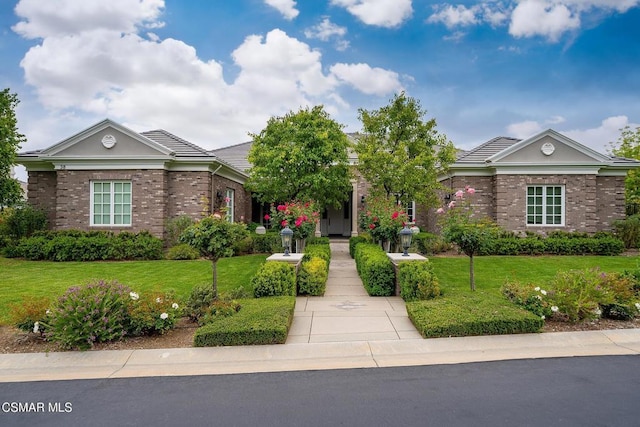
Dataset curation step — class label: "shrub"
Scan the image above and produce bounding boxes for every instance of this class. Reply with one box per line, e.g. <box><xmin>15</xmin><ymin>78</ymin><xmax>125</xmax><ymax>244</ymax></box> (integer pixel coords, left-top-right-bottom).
<box><xmin>407</xmin><ymin>293</ymin><xmax>543</xmax><ymax>338</ymax></box>
<box><xmin>128</xmin><ymin>291</ymin><xmax>181</xmax><ymax>336</ymax></box>
<box><xmin>220</xmin><ymin>286</ymin><xmax>252</xmax><ymax>301</ymax></box>
<box><xmin>306</xmin><ymin>236</ymin><xmax>330</xmax><ymax>246</ymax></box>
<box><xmin>252</xmin><ymin>262</ymin><xmax>296</xmax><ymax>297</ymax></box>
<box><xmin>185</xmin><ymin>284</ymin><xmax>216</xmax><ymax>322</ymax></box>
<box><xmin>298</xmin><ymin>257</ymin><xmax>328</xmax><ymax>296</ymax></box>
<box><xmin>613</xmin><ymin>215</ymin><xmax>640</xmax><ymax>249</ymax></box>
<box><xmin>251</xmin><ymin>233</ymin><xmax>282</xmax><ymax>253</ymax></box>
<box><xmin>303</xmin><ymin>244</ymin><xmax>331</xmax><ymax>266</ymax></box>
<box><xmin>166</xmin><ymin>243</ymin><xmax>201</xmax><ymax>260</ymax></box>
<box><xmin>165</xmin><ymin>215</ymin><xmax>195</xmax><ymax>248</ymax></box>
<box><xmin>0</xmin><ymin>204</ymin><xmax>48</xmax><ymax>241</ymax></box>
<box><xmin>9</xmin><ymin>297</ymin><xmax>52</xmax><ymax>334</ymax></box>
<box><xmin>398</xmin><ymin>261</ymin><xmax>441</xmax><ymax>301</ymax></box>
<box><xmin>349</xmin><ymin>234</ymin><xmax>371</xmax><ymax>258</ymax></box>
<box><xmin>45</xmin><ymin>280</ymin><xmax>133</xmax><ymax>350</ymax></box>
<box><xmin>198</xmin><ymin>300</ymin><xmax>242</xmax><ymax>326</ymax></box>
<box><xmin>232</xmin><ymin>236</ymin><xmax>254</xmax><ymax>256</ymax></box>
<box><xmin>413</xmin><ymin>232</ymin><xmax>451</xmax><ymax>255</ymax></box>
<box><xmin>354</xmin><ymin>243</ymin><xmax>395</xmax><ymax>296</ymax></box>
<box><xmin>478</xmin><ymin>234</ymin><xmax>625</xmax><ymax>256</ymax></box>
<box><xmin>193</xmin><ymin>297</ymin><xmax>295</xmax><ymax>347</ymax></box>
<box><xmin>501</xmin><ymin>281</ymin><xmax>553</xmax><ymax>319</ymax></box>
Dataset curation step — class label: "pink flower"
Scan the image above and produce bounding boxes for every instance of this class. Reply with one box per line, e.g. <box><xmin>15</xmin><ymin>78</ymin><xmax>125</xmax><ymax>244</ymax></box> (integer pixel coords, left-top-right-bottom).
<box><xmin>466</xmin><ymin>187</ymin><xmax>476</xmax><ymax>194</ymax></box>
<box><xmin>295</xmin><ymin>218</ymin><xmax>303</xmax><ymax>227</ymax></box>
<box><xmin>224</xmin><ymin>197</ymin><xmax>231</xmax><ymax>203</ymax></box>
<box><xmin>264</xmin><ymin>214</ymin><xmax>270</xmax><ymax>221</ymax></box>
<box><xmin>448</xmin><ymin>201</ymin><xmax>456</xmax><ymax>209</ymax></box>
<box><xmin>391</xmin><ymin>211</ymin><xmax>399</xmax><ymax>219</ymax></box>
<box><xmin>277</xmin><ymin>205</ymin><xmax>286</xmax><ymax>212</ymax></box>
<box><xmin>436</xmin><ymin>208</ymin><xmax>445</xmax><ymax>214</ymax></box>
<box><xmin>369</xmin><ymin>223</ymin><xmax>376</xmax><ymax>230</ymax></box>
<box><xmin>281</xmin><ymin>220</ymin><xmax>288</xmax><ymax>227</ymax></box>
<box><xmin>455</xmin><ymin>190</ymin><xmax>464</xmax><ymax>199</ymax></box>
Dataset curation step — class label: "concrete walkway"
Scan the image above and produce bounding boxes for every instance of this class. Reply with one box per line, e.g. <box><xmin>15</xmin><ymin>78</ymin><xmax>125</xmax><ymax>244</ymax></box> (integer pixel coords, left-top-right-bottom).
<box><xmin>2</xmin><ymin>241</ymin><xmax>640</xmax><ymax>383</ymax></box>
<box><xmin>287</xmin><ymin>241</ymin><xmax>422</xmax><ymax>343</ymax></box>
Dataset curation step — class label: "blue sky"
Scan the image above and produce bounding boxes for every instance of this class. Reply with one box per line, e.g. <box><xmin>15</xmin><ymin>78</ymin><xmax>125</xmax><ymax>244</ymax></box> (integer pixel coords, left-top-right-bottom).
<box><xmin>2</xmin><ymin>0</ymin><xmax>639</xmax><ymax>180</ymax></box>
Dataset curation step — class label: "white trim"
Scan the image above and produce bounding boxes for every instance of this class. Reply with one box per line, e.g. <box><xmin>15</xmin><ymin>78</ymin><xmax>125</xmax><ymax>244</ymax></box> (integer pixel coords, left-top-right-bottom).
<box><xmin>90</xmin><ymin>180</ymin><xmax>132</xmax><ymax>227</ymax></box>
<box><xmin>225</xmin><ymin>188</ymin><xmax>235</xmax><ymax>222</ymax></box>
<box><xmin>53</xmin><ymin>160</ymin><xmax>168</xmax><ymax>170</ymax></box>
<box><xmin>493</xmin><ymin>165</ymin><xmax>602</xmax><ymax>175</ymax></box>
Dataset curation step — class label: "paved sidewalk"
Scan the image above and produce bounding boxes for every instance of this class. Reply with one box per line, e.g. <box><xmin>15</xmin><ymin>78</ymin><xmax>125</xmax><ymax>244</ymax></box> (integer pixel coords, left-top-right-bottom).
<box><xmin>2</xmin><ymin>240</ymin><xmax>640</xmax><ymax>383</ymax></box>
<box><xmin>287</xmin><ymin>241</ymin><xmax>421</xmax><ymax>343</ymax></box>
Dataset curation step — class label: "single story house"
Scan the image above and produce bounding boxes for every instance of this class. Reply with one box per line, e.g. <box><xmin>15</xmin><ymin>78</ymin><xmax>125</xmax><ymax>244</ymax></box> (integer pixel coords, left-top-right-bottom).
<box><xmin>17</xmin><ymin>119</ymin><xmax>640</xmax><ymax>239</ymax></box>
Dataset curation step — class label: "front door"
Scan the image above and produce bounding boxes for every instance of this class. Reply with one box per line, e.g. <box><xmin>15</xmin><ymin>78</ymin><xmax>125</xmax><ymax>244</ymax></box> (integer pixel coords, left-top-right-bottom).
<box><xmin>327</xmin><ymin>204</ymin><xmax>344</xmax><ymax>235</ymax></box>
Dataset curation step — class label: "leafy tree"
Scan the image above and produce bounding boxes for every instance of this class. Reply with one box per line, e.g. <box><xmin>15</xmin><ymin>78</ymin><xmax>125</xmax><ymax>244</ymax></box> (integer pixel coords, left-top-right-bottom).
<box><xmin>246</xmin><ymin>105</ymin><xmax>352</xmax><ymax>208</ymax></box>
<box><xmin>610</xmin><ymin>126</ymin><xmax>640</xmax><ymax>210</ymax></box>
<box><xmin>180</xmin><ymin>215</ymin><xmax>248</xmax><ymax>300</ymax></box>
<box><xmin>354</xmin><ymin>92</ymin><xmax>457</xmax><ymax>208</ymax></box>
<box><xmin>0</xmin><ymin>89</ymin><xmax>26</xmax><ymax>209</ymax></box>
<box><xmin>439</xmin><ymin>188</ymin><xmax>499</xmax><ymax>291</ymax></box>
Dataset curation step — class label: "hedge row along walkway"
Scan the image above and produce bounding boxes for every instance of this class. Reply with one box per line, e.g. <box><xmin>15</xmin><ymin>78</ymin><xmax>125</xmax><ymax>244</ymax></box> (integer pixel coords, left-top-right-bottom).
<box><xmin>287</xmin><ymin>240</ymin><xmax>422</xmax><ymax>343</ymax></box>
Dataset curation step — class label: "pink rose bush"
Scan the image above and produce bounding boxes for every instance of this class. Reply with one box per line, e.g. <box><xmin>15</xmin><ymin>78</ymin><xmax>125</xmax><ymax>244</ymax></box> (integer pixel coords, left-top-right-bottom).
<box><xmin>359</xmin><ymin>195</ymin><xmax>409</xmax><ymax>247</ymax></box>
<box><xmin>269</xmin><ymin>200</ymin><xmax>320</xmax><ymax>240</ymax></box>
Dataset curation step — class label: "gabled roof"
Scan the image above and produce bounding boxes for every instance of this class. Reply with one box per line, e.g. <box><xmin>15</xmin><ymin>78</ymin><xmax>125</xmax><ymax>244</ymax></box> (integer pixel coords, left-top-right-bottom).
<box><xmin>141</xmin><ymin>129</ymin><xmax>214</xmax><ymax>158</ymax></box>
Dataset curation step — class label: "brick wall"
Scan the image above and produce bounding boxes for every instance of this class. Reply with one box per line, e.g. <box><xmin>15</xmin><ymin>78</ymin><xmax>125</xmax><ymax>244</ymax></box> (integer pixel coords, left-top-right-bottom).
<box><xmin>54</xmin><ymin>169</ymin><xmax>168</xmax><ymax>238</ymax></box>
<box><xmin>27</xmin><ymin>171</ymin><xmax>57</xmax><ymax>227</ymax></box>
<box><xmin>596</xmin><ymin>176</ymin><xmax>626</xmax><ymax>231</ymax></box>
<box><xmin>213</xmin><ymin>176</ymin><xmax>251</xmax><ymax>223</ymax></box>
<box><xmin>167</xmin><ymin>171</ymin><xmax>212</xmax><ymax>219</ymax></box>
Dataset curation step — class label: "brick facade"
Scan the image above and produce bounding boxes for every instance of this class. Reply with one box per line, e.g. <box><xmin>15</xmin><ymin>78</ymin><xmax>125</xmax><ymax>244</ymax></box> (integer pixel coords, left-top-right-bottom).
<box><xmin>27</xmin><ymin>171</ymin><xmax>57</xmax><ymax>227</ymax></box>
<box><xmin>595</xmin><ymin>176</ymin><xmax>626</xmax><ymax>231</ymax></box>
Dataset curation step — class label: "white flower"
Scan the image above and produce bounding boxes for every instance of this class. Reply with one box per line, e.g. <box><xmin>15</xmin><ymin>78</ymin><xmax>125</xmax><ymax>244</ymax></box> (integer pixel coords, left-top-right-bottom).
<box><xmin>635</xmin><ymin>302</ymin><xmax>640</xmax><ymax>311</ymax></box>
<box><xmin>33</xmin><ymin>322</ymin><xmax>39</xmax><ymax>333</ymax></box>
<box><xmin>156</xmin><ymin>297</ymin><xmax>163</xmax><ymax>303</ymax></box>
<box><xmin>160</xmin><ymin>312</ymin><xmax>168</xmax><ymax>320</ymax></box>
<box><xmin>594</xmin><ymin>308</ymin><xmax>602</xmax><ymax>316</ymax></box>
<box><xmin>45</xmin><ymin>309</ymin><xmax>50</xmax><ymax>315</ymax></box>
<box><xmin>536</xmin><ymin>295</ymin><xmax>542</xmax><ymax>300</ymax></box>
<box><xmin>534</xmin><ymin>287</ymin><xmax>540</xmax><ymax>292</ymax></box>
<box><xmin>172</xmin><ymin>303</ymin><xmax>179</xmax><ymax>310</ymax></box>
<box><xmin>540</xmin><ymin>289</ymin><xmax>547</xmax><ymax>295</ymax></box>
<box><xmin>551</xmin><ymin>306</ymin><xmax>559</xmax><ymax>312</ymax></box>
<box><xmin>130</xmin><ymin>292</ymin><xmax>139</xmax><ymax>301</ymax></box>
<box><xmin>541</xmin><ymin>315</ymin><xmax>546</xmax><ymax>320</ymax></box>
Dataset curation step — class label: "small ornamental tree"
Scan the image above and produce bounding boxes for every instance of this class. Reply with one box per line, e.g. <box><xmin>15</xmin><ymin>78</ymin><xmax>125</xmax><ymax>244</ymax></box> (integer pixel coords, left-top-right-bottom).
<box><xmin>180</xmin><ymin>214</ymin><xmax>248</xmax><ymax>300</ymax></box>
<box><xmin>438</xmin><ymin>187</ymin><xmax>499</xmax><ymax>291</ymax></box>
<box><xmin>610</xmin><ymin>125</ymin><xmax>640</xmax><ymax>211</ymax></box>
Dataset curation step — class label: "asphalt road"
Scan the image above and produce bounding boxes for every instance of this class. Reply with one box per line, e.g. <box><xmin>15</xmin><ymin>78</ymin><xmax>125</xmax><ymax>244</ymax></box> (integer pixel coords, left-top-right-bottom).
<box><xmin>1</xmin><ymin>355</ymin><xmax>639</xmax><ymax>426</ymax></box>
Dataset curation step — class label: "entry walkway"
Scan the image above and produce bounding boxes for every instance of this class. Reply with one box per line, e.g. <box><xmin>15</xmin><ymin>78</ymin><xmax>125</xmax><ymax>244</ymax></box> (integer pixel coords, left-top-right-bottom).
<box><xmin>286</xmin><ymin>240</ymin><xmax>422</xmax><ymax>343</ymax></box>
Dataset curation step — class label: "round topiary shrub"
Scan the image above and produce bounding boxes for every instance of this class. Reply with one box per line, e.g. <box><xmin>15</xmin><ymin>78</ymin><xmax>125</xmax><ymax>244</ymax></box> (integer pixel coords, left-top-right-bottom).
<box><xmin>252</xmin><ymin>262</ymin><xmax>296</xmax><ymax>298</ymax></box>
<box><xmin>166</xmin><ymin>243</ymin><xmax>200</xmax><ymax>260</ymax></box>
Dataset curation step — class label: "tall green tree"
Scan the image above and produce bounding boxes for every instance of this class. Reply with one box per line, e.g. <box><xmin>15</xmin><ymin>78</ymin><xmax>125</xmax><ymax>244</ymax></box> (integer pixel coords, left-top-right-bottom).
<box><xmin>610</xmin><ymin>126</ymin><xmax>640</xmax><ymax>210</ymax></box>
<box><xmin>354</xmin><ymin>92</ymin><xmax>456</xmax><ymax>208</ymax></box>
<box><xmin>246</xmin><ymin>105</ymin><xmax>352</xmax><ymax>208</ymax></box>
<box><xmin>0</xmin><ymin>89</ymin><xmax>26</xmax><ymax>209</ymax></box>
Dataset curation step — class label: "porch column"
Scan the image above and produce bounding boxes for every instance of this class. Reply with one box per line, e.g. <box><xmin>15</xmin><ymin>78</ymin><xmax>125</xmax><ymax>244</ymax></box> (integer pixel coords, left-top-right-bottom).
<box><xmin>315</xmin><ymin>216</ymin><xmax>321</xmax><ymax>237</ymax></box>
<box><xmin>351</xmin><ymin>179</ymin><xmax>359</xmax><ymax>237</ymax></box>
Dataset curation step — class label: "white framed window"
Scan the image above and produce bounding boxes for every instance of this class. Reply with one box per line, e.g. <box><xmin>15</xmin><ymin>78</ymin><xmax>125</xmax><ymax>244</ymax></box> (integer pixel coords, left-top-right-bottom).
<box><xmin>526</xmin><ymin>186</ymin><xmax>564</xmax><ymax>226</ymax></box>
<box><xmin>405</xmin><ymin>200</ymin><xmax>416</xmax><ymax>223</ymax></box>
<box><xmin>90</xmin><ymin>181</ymin><xmax>132</xmax><ymax>226</ymax></box>
<box><xmin>225</xmin><ymin>188</ymin><xmax>235</xmax><ymax>222</ymax></box>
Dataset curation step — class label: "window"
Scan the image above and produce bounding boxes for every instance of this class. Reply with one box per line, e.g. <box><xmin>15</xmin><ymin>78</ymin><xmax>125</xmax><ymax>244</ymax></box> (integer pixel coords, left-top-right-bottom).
<box><xmin>225</xmin><ymin>188</ymin><xmax>235</xmax><ymax>222</ymax></box>
<box><xmin>405</xmin><ymin>201</ymin><xmax>416</xmax><ymax>223</ymax></box>
<box><xmin>91</xmin><ymin>181</ymin><xmax>132</xmax><ymax>226</ymax></box>
<box><xmin>526</xmin><ymin>186</ymin><xmax>564</xmax><ymax>226</ymax></box>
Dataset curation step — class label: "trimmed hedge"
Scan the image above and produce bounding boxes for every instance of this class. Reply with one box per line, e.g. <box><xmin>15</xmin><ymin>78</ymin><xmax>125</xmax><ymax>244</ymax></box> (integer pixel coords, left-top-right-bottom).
<box><xmin>297</xmin><ymin>257</ymin><xmax>328</xmax><ymax>296</ymax></box>
<box><xmin>349</xmin><ymin>234</ymin><xmax>371</xmax><ymax>258</ymax></box>
<box><xmin>250</xmin><ymin>233</ymin><xmax>282</xmax><ymax>254</ymax></box>
<box><xmin>406</xmin><ymin>293</ymin><xmax>543</xmax><ymax>338</ymax></box>
<box><xmin>5</xmin><ymin>230</ymin><xmax>163</xmax><ymax>261</ymax></box>
<box><xmin>354</xmin><ymin>243</ymin><xmax>395</xmax><ymax>296</ymax></box>
<box><xmin>193</xmin><ymin>296</ymin><xmax>296</xmax><ymax>347</ymax></box>
<box><xmin>303</xmin><ymin>244</ymin><xmax>331</xmax><ymax>265</ymax></box>
<box><xmin>398</xmin><ymin>261</ymin><xmax>441</xmax><ymax>301</ymax></box>
<box><xmin>306</xmin><ymin>236</ymin><xmax>330</xmax><ymax>246</ymax></box>
<box><xmin>413</xmin><ymin>232</ymin><xmax>451</xmax><ymax>255</ymax></box>
<box><xmin>477</xmin><ymin>235</ymin><xmax>625</xmax><ymax>256</ymax></box>
<box><xmin>252</xmin><ymin>261</ymin><xmax>296</xmax><ymax>297</ymax></box>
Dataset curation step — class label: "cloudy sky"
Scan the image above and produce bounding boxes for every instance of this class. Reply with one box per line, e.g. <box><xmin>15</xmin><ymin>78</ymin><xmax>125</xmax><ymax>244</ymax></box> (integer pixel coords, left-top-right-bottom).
<box><xmin>2</xmin><ymin>0</ymin><xmax>639</xmax><ymax>179</ymax></box>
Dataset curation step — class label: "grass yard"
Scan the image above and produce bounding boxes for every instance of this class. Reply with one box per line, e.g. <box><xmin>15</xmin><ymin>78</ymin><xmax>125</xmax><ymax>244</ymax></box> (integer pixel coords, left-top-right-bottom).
<box><xmin>0</xmin><ymin>254</ymin><xmax>268</xmax><ymax>325</ymax></box>
<box><xmin>429</xmin><ymin>255</ymin><xmax>640</xmax><ymax>295</ymax></box>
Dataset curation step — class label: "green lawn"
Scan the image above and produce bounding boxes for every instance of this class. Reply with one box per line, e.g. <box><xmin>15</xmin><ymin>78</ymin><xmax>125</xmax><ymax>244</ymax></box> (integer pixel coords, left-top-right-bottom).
<box><xmin>0</xmin><ymin>255</ymin><xmax>268</xmax><ymax>325</ymax></box>
<box><xmin>429</xmin><ymin>255</ymin><xmax>640</xmax><ymax>296</ymax></box>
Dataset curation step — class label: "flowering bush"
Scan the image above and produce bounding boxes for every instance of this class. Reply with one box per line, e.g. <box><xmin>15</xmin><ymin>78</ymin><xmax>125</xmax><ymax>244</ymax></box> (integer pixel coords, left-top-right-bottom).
<box><xmin>128</xmin><ymin>291</ymin><xmax>182</xmax><ymax>335</ymax></box>
<box><xmin>45</xmin><ymin>280</ymin><xmax>134</xmax><ymax>350</ymax></box>
<box><xmin>502</xmin><ymin>269</ymin><xmax>640</xmax><ymax>323</ymax></box>
<box><xmin>9</xmin><ymin>297</ymin><xmax>51</xmax><ymax>335</ymax></box>
<box><xmin>359</xmin><ymin>196</ymin><xmax>409</xmax><ymax>248</ymax></box>
<box><xmin>266</xmin><ymin>200</ymin><xmax>320</xmax><ymax>240</ymax></box>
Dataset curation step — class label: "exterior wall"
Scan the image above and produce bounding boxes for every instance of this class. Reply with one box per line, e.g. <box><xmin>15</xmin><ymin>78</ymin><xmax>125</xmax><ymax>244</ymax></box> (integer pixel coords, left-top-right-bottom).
<box><xmin>27</xmin><ymin>171</ymin><xmax>57</xmax><ymax>227</ymax></box>
<box><xmin>54</xmin><ymin>169</ymin><xmax>168</xmax><ymax>238</ymax></box>
<box><xmin>494</xmin><ymin>174</ymin><xmax>598</xmax><ymax>234</ymax></box>
<box><xmin>213</xmin><ymin>176</ymin><xmax>251</xmax><ymax>223</ymax></box>
<box><xmin>596</xmin><ymin>176</ymin><xmax>626</xmax><ymax>231</ymax></box>
<box><xmin>167</xmin><ymin>171</ymin><xmax>212</xmax><ymax>219</ymax></box>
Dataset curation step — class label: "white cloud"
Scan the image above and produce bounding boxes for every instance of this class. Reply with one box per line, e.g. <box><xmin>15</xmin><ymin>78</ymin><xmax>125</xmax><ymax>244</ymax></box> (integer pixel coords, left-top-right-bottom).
<box><xmin>427</xmin><ymin>5</ymin><xmax>479</xmax><ymax>29</ymax></box>
<box><xmin>506</xmin><ymin>120</ymin><xmax>543</xmax><ymax>138</ymax></box>
<box><xmin>329</xmin><ymin>63</ymin><xmax>403</xmax><ymax>96</ymax></box>
<box><xmin>264</xmin><ymin>0</ymin><xmax>299</xmax><ymax>20</ymax></box>
<box><xmin>304</xmin><ymin>18</ymin><xmax>350</xmax><ymax>50</ymax></box>
<box><xmin>509</xmin><ymin>0</ymin><xmax>580</xmax><ymax>42</ymax></box>
<box><xmin>330</xmin><ymin>0</ymin><xmax>413</xmax><ymax>28</ymax></box>
<box><xmin>13</xmin><ymin>1</ymin><xmax>403</xmax><ymax>149</ymax></box>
